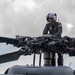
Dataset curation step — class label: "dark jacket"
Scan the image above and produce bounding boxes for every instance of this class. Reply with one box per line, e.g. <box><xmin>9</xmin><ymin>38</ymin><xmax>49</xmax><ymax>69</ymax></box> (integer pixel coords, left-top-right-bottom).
<box><xmin>43</xmin><ymin>22</ymin><xmax>62</xmax><ymax>37</ymax></box>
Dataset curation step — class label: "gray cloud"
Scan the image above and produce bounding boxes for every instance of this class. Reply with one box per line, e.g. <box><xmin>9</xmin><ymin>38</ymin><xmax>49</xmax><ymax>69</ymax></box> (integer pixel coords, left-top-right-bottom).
<box><xmin>0</xmin><ymin>0</ymin><xmax>75</xmax><ymax>37</ymax></box>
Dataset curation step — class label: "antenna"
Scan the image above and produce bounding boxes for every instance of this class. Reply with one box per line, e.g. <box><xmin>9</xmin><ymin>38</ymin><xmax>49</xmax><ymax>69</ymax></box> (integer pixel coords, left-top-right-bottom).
<box><xmin>69</xmin><ymin>62</ymin><xmax>72</xmax><ymax>67</ymax></box>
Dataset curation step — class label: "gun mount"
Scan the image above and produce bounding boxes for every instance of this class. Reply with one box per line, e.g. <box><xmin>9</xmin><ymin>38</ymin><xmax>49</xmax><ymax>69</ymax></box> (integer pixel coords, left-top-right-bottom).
<box><xmin>0</xmin><ymin>35</ymin><xmax>75</xmax><ymax>74</ymax></box>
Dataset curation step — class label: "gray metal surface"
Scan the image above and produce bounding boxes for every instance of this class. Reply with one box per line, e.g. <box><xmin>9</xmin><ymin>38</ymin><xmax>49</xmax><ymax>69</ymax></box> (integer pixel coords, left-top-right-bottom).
<box><xmin>7</xmin><ymin>65</ymin><xmax>74</xmax><ymax>75</ymax></box>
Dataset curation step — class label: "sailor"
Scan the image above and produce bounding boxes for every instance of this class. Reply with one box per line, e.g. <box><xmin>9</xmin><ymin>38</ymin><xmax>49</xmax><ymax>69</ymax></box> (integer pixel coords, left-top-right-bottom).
<box><xmin>43</xmin><ymin>13</ymin><xmax>63</xmax><ymax>66</ymax></box>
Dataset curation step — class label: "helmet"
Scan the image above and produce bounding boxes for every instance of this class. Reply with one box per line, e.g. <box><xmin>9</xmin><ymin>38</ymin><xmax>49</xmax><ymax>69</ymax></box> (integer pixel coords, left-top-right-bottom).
<box><xmin>46</xmin><ymin>13</ymin><xmax>57</xmax><ymax>22</ymax></box>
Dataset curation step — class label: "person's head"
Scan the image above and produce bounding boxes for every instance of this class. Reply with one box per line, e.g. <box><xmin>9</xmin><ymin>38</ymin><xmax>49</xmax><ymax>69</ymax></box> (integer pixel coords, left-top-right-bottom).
<box><xmin>46</xmin><ymin>13</ymin><xmax>57</xmax><ymax>23</ymax></box>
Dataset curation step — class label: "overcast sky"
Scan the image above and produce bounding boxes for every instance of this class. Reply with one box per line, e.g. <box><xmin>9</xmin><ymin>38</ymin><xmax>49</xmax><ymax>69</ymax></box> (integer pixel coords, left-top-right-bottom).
<box><xmin>0</xmin><ymin>0</ymin><xmax>75</xmax><ymax>73</ymax></box>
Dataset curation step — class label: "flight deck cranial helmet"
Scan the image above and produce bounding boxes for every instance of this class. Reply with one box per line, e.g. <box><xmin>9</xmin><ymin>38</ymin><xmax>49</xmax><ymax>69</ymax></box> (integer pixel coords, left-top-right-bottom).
<box><xmin>46</xmin><ymin>13</ymin><xmax>57</xmax><ymax>22</ymax></box>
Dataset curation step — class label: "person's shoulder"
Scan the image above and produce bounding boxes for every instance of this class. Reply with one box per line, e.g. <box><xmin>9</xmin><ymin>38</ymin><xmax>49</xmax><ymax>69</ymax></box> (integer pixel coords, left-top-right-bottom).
<box><xmin>57</xmin><ymin>22</ymin><xmax>62</xmax><ymax>25</ymax></box>
<box><xmin>56</xmin><ymin>22</ymin><xmax>62</xmax><ymax>27</ymax></box>
<box><xmin>46</xmin><ymin>23</ymin><xmax>50</xmax><ymax>26</ymax></box>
